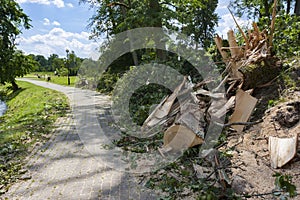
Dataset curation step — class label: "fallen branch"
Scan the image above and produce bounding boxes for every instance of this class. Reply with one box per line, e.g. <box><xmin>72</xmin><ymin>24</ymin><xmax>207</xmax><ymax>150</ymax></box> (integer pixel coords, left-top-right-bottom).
<box><xmin>224</xmin><ymin>119</ymin><xmax>263</xmax><ymax>127</ymax></box>
<box><xmin>217</xmin><ymin>119</ymin><xmax>263</xmax><ymax>128</ymax></box>
<box><xmin>242</xmin><ymin>190</ymin><xmax>285</xmax><ymax>198</ymax></box>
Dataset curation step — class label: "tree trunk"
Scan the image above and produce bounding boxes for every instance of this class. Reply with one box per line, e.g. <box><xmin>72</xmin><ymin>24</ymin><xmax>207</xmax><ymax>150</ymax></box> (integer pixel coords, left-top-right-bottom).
<box><xmin>263</xmin><ymin>0</ymin><xmax>270</xmax><ymax>17</ymax></box>
<box><xmin>295</xmin><ymin>0</ymin><xmax>300</xmax><ymax>40</ymax></box>
<box><xmin>11</xmin><ymin>80</ymin><xmax>19</xmax><ymax>91</ymax></box>
<box><xmin>239</xmin><ymin>57</ymin><xmax>282</xmax><ymax>90</ymax></box>
<box><xmin>295</xmin><ymin>0</ymin><xmax>300</xmax><ymax>16</ymax></box>
<box><xmin>149</xmin><ymin>0</ymin><xmax>166</xmax><ymax>61</ymax></box>
<box><xmin>118</xmin><ymin>0</ymin><xmax>139</xmax><ymax>66</ymax></box>
<box><xmin>287</xmin><ymin>0</ymin><xmax>291</xmax><ymax>13</ymax></box>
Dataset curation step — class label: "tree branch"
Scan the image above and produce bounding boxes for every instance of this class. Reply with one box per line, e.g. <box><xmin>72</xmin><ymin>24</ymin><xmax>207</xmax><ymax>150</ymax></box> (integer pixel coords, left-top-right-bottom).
<box><xmin>223</xmin><ymin>119</ymin><xmax>263</xmax><ymax>128</ymax></box>
<box><xmin>107</xmin><ymin>2</ymin><xmax>130</xmax><ymax>9</ymax></box>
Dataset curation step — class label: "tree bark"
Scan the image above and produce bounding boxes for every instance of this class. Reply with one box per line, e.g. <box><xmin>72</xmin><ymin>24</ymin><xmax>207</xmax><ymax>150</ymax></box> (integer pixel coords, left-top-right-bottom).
<box><xmin>295</xmin><ymin>0</ymin><xmax>300</xmax><ymax>40</ymax></box>
<box><xmin>263</xmin><ymin>0</ymin><xmax>270</xmax><ymax>17</ymax></box>
<box><xmin>287</xmin><ymin>0</ymin><xmax>291</xmax><ymax>13</ymax></box>
<box><xmin>239</xmin><ymin>57</ymin><xmax>281</xmax><ymax>89</ymax></box>
<box><xmin>11</xmin><ymin>79</ymin><xmax>19</xmax><ymax>91</ymax></box>
<box><xmin>295</xmin><ymin>0</ymin><xmax>300</xmax><ymax>16</ymax></box>
<box><xmin>149</xmin><ymin>0</ymin><xmax>166</xmax><ymax>61</ymax></box>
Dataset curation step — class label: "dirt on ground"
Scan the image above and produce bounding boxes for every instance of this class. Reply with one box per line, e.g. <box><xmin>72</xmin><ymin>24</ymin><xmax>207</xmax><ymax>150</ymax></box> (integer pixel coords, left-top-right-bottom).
<box><xmin>222</xmin><ymin>80</ymin><xmax>300</xmax><ymax>199</ymax></box>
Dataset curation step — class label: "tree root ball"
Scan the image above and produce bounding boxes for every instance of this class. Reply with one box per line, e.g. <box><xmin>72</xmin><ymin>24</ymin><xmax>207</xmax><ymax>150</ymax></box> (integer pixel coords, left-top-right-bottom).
<box><xmin>240</xmin><ymin>57</ymin><xmax>282</xmax><ymax>90</ymax></box>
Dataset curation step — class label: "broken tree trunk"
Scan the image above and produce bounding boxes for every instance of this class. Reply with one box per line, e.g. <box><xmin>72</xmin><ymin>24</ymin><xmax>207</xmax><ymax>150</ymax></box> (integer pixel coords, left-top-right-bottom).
<box><xmin>214</xmin><ymin>35</ymin><xmax>228</xmax><ymax>61</ymax></box>
<box><xmin>239</xmin><ymin>57</ymin><xmax>282</xmax><ymax>89</ymax></box>
<box><xmin>227</xmin><ymin>30</ymin><xmax>242</xmax><ymax>59</ymax></box>
<box><xmin>215</xmin><ymin>20</ymin><xmax>282</xmax><ymax>90</ymax></box>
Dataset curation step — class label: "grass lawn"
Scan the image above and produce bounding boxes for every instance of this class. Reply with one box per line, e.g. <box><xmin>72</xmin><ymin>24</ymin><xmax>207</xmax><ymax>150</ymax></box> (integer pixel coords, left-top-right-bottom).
<box><xmin>0</xmin><ymin>81</ymin><xmax>69</xmax><ymax>192</ymax></box>
<box><xmin>24</xmin><ymin>72</ymin><xmax>77</xmax><ymax>87</ymax></box>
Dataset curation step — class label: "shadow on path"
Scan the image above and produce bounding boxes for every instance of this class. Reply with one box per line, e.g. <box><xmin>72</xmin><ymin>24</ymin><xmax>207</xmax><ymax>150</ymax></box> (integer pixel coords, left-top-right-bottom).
<box><xmin>3</xmin><ymin>79</ymin><xmax>157</xmax><ymax>199</ymax></box>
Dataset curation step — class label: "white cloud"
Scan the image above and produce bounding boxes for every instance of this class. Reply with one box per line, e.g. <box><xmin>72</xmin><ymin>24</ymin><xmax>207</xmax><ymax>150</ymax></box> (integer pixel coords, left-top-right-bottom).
<box><xmin>43</xmin><ymin>18</ymin><xmax>50</xmax><ymax>25</ymax></box>
<box><xmin>52</xmin><ymin>21</ymin><xmax>61</xmax><ymax>26</ymax></box>
<box><xmin>66</xmin><ymin>3</ymin><xmax>73</xmax><ymax>8</ymax></box>
<box><xmin>17</xmin><ymin>0</ymin><xmax>50</xmax><ymax>5</ymax></box>
<box><xmin>53</xmin><ymin>0</ymin><xmax>64</xmax><ymax>8</ymax></box>
<box><xmin>215</xmin><ymin>0</ymin><xmax>252</xmax><ymax>39</ymax></box>
<box><xmin>17</xmin><ymin>28</ymin><xmax>100</xmax><ymax>58</ymax></box>
<box><xmin>43</xmin><ymin>18</ymin><xmax>60</xmax><ymax>26</ymax></box>
<box><xmin>216</xmin><ymin>13</ymin><xmax>252</xmax><ymax>39</ymax></box>
<box><xmin>17</xmin><ymin>0</ymin><xmax>67</xmax><ymax>8</ymax></box>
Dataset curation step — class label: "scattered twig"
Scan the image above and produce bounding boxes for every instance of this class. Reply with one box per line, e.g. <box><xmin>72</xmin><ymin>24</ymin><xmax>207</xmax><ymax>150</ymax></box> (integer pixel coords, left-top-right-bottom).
<box><xmin>222</xmin><ymin>119</ymin><xmax>263</xmax><ymax>128</ymax></box>
<box><xmin>242</xmin><ymin>190</ymin><xmax>282</xmax><ymax>198</ymax></box>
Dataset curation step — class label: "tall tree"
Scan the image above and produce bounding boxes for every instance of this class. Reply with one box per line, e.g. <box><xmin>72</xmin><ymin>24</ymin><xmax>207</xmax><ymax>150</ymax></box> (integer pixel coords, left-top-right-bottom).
<box><xmin>176</xmin><ymin>0</ymin><xmax>218</xmax><ymax>49</ymax></box>
<box><xmin>295</xmin><ymin>0</ymin><xmax>300</xmax><ymax>15</ymax></box>
<box><xmin>47</xmin><ymin>54</ymin><xmax>59</xmax><ymax>71</ymax></box>
<box><xmin>229</xmin><ymin>0</ymin><xmax>299</xmax><ymax>19</ymax></box>
<box><xmin>33</xmin><ymin>55</ymin><xmax>48</xmax><ymax>71</ymax></box>
<box><xmin>6</xmin><ymin>51</ymin><xmax>37</xmax><ymax>90</ymax></box>
<box><xmin>66</xmin><ymin>50</ymin><xmax>82</xmax><ymax>76</ymax></box>
<box><xmin>0</xmin><ymin>0</ymin><xmax>32</xmax><ymax>89</ymax></box>
<box><xmin>81</xmin><ymin>0</ymin><xmax>218</xmax><ymax>57</ymax></box>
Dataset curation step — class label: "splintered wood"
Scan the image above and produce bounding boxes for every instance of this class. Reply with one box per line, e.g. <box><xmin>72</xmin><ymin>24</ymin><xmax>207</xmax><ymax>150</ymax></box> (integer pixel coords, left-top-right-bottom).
<box><xmin>269</xmin><ymin>134</ymin><xmax>298</xmax><ymax>168</ymax></box>
<box><xmin>229</xmin><ymin>89</ymin><xmax>258</xmax><ymax>132</ymax></box>
<box><xmin>142</xmin><ymin>77</ymin><xmax>186</xmax><ymax>132</ymax></box>
<box><xmin>163</xmin><ymin>125</ymin><xmax>204</xmax><ymax>151</ymax></box>
<box><xmin>216</xmin><ymin>22</ymin><xmax>281</xmax><ymax>90</ymax></box>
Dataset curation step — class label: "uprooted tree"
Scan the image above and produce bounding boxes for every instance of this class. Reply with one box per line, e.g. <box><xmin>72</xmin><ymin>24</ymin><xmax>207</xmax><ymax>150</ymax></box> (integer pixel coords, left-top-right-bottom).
<box><xmin>140</xmin><ymin>0</ymin><xmax>284</xmax><ymax>160</ymax></box>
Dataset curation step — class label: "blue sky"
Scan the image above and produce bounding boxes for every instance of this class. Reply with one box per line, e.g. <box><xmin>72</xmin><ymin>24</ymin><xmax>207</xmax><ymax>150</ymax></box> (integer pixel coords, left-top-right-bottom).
<box><xmin>16</xmin><ymin>0</ymin><xmax>250</xmax><ymax>58</ymax></box>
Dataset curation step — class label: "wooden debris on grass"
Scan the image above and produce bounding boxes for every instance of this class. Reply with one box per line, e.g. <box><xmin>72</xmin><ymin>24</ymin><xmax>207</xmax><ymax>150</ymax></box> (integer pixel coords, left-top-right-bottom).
<box><xmin>137</xmin><ymin>0</ymin><xmax>300</xmax><ymax>192</ymax></box>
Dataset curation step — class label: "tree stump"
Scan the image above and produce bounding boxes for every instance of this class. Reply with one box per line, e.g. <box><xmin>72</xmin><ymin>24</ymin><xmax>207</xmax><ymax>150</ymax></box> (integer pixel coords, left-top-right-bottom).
<box><xmin>239</xmin><ymin>57</ymin><xmax>282</xmax><ymax>89</ymax></box>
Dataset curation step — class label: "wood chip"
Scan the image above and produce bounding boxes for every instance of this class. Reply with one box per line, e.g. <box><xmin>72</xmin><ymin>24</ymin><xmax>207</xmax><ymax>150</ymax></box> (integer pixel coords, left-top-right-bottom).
<box><xmin>269</xmin><ymin>134</ymin><xmax>298</xmax><ymax>168</ymax></box>
<box><xmin>163</xmin><ymin>125</ymin><xmax>204</xmax><ymax>151</ymax></box>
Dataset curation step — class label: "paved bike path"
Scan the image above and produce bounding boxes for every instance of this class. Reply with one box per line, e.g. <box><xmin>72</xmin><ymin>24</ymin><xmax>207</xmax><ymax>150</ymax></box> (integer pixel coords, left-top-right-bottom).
<box><xmin>3</xmin><ymin>79</ymin><xmax>156</xmax><ymax>200</ymax></box>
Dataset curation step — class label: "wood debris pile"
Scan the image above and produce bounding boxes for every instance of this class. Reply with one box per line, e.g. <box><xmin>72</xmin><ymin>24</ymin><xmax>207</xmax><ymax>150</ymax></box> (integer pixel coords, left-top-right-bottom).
<box><xmin>142</xmin><ymin>20</ymin><xmax>280</xmax><ymax>148</ymax></box>
<box><xmin>141</xmin><ymin>10</ymin><xmax>299</xmax><ymax>169</ymax></box>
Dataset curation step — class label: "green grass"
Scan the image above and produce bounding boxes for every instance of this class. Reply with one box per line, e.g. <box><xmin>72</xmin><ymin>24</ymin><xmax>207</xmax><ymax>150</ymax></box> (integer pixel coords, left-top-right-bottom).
<box><xmin>0</xmin><ymin>81</ymin><xmax>69</xmax><ymax>192</ymax></box>
<box><xmin>24</xmin><ymin>72</ymin><xmax>77</xmax><ymax>87</ymax></box>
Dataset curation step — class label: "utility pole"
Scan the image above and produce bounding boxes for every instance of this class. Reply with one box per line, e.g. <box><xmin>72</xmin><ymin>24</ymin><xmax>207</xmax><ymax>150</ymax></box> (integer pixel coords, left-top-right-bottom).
<box><xmin>66</xmin><ymin>49</ymin><xmax>70</xmax><ymax>85</ymax></box>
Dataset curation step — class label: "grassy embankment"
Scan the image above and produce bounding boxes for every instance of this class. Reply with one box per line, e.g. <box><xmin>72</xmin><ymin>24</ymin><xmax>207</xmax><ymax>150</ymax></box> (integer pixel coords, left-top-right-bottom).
<box><xmin>0</xmin><ymin>81</ymin><xmax>69</xmax><ymax>193</ymax></box>
<box><xmin>24</xmin><ymin>72</ymin><xmax>77</xmax><ymax>86</ymax></box>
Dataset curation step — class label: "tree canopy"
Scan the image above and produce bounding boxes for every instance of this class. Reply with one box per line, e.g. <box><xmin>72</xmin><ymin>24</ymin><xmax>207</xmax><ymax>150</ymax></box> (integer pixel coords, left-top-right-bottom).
<box><xmin>0</xmin><ymin>0</ymin><xmax>32</xmax><ymax>90</ymax></box>
<box><xmin>81</xmin><ymin>0</ymin><xmax>218</xmax><ymax>49</ymax></box>
<box><xmin>229</xmin><ymin>0</ymin><xmax>300</xmax><ymax>20</ymax></box>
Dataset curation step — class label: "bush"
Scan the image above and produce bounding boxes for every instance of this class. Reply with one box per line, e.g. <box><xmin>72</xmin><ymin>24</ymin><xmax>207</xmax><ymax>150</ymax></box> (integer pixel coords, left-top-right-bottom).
<box><xmin>97</xmin><ymin>72</ymin><xmax>119</xmax><ymax>94</ymax></box>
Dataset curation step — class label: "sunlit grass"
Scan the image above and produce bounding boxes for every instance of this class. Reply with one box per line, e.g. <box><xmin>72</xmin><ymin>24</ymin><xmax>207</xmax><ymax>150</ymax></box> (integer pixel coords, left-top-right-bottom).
<box><xmin>24</xmin><ymin>72</ymin><xmax>77</xmax><ymax>87</ymax></box>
